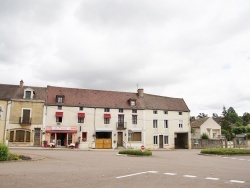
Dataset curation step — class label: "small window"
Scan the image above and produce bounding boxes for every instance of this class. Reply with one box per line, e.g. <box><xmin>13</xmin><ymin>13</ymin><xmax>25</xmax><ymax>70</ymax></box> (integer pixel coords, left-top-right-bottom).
<box><xmin>104</xmin><ymin>108</ymin><xmax>110</xmax><ymax>112</ymax></box>
<box><xmin>128</xmin><ymin>132</ymin><xmax>141</xmax><ymax>141</ymax></box>
<box><xmin>164</xmin><ymin>120</ymin><xmax>168</xmax><ymax>128</ymax></box>
<box><xmin>164</xmin><ymin>135</ymin><xmax>169</xmax><ymax>145</ymax></box>
<box><xmin>153</xmin><ymin>120</ymin><xmax>158</xmax><ymax>128</ymax></box>
<box><xmin>153</xmin><ymin>110</ymin><xmax>158</xmax><ymax>114</ymax></box>
<box><xmin>79</xmin><ymin>107</ymin><xmax>84</xmax><ymax>111</ymax></box>
<box><xmin>56</xmin><ymin>95</ymin><xmax>64</xmax><ymax>103</ymax></box>
<box><xmin>56</xmin><ymin>117</ymin><xmax>63</xmax><ymax>123</ymax></box>
<box><xmin>104</xmin><ymin>118</ymin><xmax>110</xmax><ymax>124</ymax></box>
<box><xmin>179</xmin><ymin>112</ymin><xmax>183</xmax><ymax>115</ymax></box>
<box><xmin>153</xmin><ymin>136</ymin><xmax>158</xmax><ymax>144</ymax></box>
<box><xmin>132</xmin><ymin>115</ymin><xmax>137</xmax><ymax>124</ymax></box>
<box><xmin>130</xmin><ymin>100</ymin><xmax>136</xmax><ymax>106</ymax></box>
<box><xmin>58</xmin><ymin>106</ymin><xmax>62</xmax><ymax>110</ymax></box>
<box><xmin>82</xmin><ymin>132</ymin><xmax>87</xmax><ymax>142</ymax></box>
<box><xmin>179</xmin><ymin>120</ymin><xmax>183</xmax><ymax>128</ymax></box>
<box><xmin>25</xmin><ymin>91</ymin><xmax>32</xmax><ymax>99</ymax></box>
<box><xmin>119</xmin><ymin>109</ymin><xmax>123</xmax><ymax>113</ymax></box>
<box><xmin>78</xmin><ymin>117</ymin><xmax>84</xmax><ymax>123</ymax></box>
<box><xmin>132</xmin><ymin>109</ymin><xmax>137</xmax><ymax>113</ymax></box>
<box><xmin>164</xmin><ymin>111</ymin><xmax>168</xmax><ymax>114</ymax></box>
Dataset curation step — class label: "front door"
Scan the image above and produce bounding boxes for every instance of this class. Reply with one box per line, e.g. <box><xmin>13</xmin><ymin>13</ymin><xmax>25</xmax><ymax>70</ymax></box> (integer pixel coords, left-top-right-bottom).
<box><xmin>34</xmin><ymin>128</ymin><xmax>41</xmax><ymax>146</ymax></box>
<box><xmin>159</xmin><ymin>135</ymin><xmax>163</xmax><ymax>148</ymax></box>
<box><xmin>118</xmin><ymin>132</ymin><xmax>123</xmax><ymax>146</ymax></box>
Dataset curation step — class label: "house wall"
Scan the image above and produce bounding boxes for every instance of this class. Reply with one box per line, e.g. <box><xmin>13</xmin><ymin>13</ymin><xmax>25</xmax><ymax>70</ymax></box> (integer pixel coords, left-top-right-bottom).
<box><xmin>145</xmin><ymin>110</ymin><xmax>190</xmax><ymax>149</ymax></box>
<box><xmin>0</xmin><ymin>100</ymin><xmax>8</xmax><ymax>144</ymax></box>
<box><xmin>200</xmin><ymin>118</ymin><xmax>221</xmax><ymax>139</ymax></box>
<box><xmin>7</xmin><ymin>100</ymin><xmax>44</xmax><ymax>146</ymax></box>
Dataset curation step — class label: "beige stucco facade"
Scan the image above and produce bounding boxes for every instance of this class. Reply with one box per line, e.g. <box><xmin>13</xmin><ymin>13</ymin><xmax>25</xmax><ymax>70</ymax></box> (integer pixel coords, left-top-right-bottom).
<box><xmin>6</xmin><ymin>100</ymin><xmax>45</xmax><ymax>146</ymax></box>
<box><xmin>0</xmin><ymin>100</ymin><xmax>8</xmax><ymax>144</ymax></box>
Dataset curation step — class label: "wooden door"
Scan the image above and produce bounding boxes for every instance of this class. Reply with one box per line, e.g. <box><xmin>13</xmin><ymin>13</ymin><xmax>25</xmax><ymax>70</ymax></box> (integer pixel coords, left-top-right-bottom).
<box><xmin>118</xmin><ymin>132</ymin><xmax>123</xmax><ymax>146</ymax></box>
<box><xmin>34</xmin><ymin>128</ymin><xmax>41</xmax><ymax>146</ymax></box>
<box><xmin>159</xmin><ymin>135</ymin><xmax>163</xmax><ymax>148</ymax></box>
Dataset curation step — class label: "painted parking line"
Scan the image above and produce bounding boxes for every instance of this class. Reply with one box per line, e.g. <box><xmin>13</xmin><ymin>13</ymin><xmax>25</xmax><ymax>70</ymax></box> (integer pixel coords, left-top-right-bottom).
<box><xmin>116</xmin><ymin>171</ymin><xmax>158</xmax><ymax>179</ymax></box>
<box><xmin>205</xmin><ymin>177</ymin><xmax>219</xmax><ymax>181</ymax></box>
<box><xmin>183</xmin><ymin>175</ymin><xmax>197</xmax><ymax>178</ymax></box>
<box><xmin>164</xmin><ymin>173</ymin><xmax>177</xmax><ymax>176</ymax></box>
<box><xmin>230</xmin><ymin>180</ymin><xmax>245</xmax><ymax>184</ymax></box>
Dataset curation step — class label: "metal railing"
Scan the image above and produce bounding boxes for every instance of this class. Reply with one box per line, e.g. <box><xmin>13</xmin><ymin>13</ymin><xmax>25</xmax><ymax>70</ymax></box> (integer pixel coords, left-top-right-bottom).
<box><xmin>19</xmin><ymin>117</ymin><xmax>32</xmax><ymax>125</ymax></box>
<box><xmin>116</xmin><ymin>122</ymin><xmax>127</xmax><ymax>130</ymax></box>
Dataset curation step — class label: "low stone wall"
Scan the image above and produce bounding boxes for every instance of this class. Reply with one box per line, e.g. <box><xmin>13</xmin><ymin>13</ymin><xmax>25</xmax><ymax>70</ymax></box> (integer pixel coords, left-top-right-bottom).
<box><xmin>191</xmin><ymin>139</ymin><xmax>223</xmax><ymax>149</ymax></box>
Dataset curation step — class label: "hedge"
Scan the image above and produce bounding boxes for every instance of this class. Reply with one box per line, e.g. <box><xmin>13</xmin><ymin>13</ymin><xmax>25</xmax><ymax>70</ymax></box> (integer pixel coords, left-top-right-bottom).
<box><xmin>0</xmin><ymin>144</ymin><xmax>9</xmax><ymax>161</ymax></box>
<box><xmin>119</xmin><ymin>149</ymin><xmax>152</xmax><ymax>156</ymax></box>
<box><xmin>201</xmin><ymin>148</ymin><xmax>250</xmax><ymax>155</ymax></box>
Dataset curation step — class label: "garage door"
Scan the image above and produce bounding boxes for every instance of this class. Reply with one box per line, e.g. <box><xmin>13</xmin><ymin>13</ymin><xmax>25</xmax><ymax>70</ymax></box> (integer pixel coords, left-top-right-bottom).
<box><xmin>96</xmin><ymin>139</ymin><xmax>112</xmax><ymax>149</ymax></box>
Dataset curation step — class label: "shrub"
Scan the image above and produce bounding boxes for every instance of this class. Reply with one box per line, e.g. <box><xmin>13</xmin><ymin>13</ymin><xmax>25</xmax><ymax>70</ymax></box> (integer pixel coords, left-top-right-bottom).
<box><xmin>8</xmin><ymin>153</ymin><xmax>20</xmax><ymax>160</ymax></box>
<box><xmin>0</xmin><ymin>144</ymin><xmax>9</xmax><ymax>161</ymax></box>
<box><xmin>201</xmin><ymin>148</ymin><xmax>250</xmax><ymax>155</ymax></box>
<box><xmin>119</xmin><ymin>149</ymin><xmax>152</xmax><ymax>156</ymax></box>
<box><xmin>201</xmin><ymin>133</ymin><xmax>209</xmax><ymax>139</ymax></box>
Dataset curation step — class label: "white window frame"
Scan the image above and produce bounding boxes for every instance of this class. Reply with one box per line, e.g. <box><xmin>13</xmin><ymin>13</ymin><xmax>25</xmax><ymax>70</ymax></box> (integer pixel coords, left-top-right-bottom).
<box><xmin>179</xmin><ymin>120</ymin><xmax>183</xmax><ymax>128</ymax></box>
<box><xmin>153</xmin><ymin>119</ymin><xmax>158</xmax><ymax>128</ymax></box>
<box><xmin>164</xmin><ymin>120</ymin><xmax>168</xmax><ymax>128</ymax></box>
<box><xmin>164</xmin><ymin>135</ymin><xmax>169</xmax><ymax>145</ymax></box>
<box><xmin>153</xmin><ymin>135</ymin><xmax>158</xmax><ymax>145</ymax></box>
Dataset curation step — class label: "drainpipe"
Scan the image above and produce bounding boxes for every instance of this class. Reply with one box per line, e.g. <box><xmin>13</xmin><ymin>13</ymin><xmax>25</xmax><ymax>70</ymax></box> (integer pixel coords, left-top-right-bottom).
<box><xmin>93</xmin><ymin>108</ymin><xmax>96</xmax><ymax>148</ymax></box>
<box><xmin>3</xmin><ymin>100</ymin><xmax>11</xmax><ymax>145</ymax></box>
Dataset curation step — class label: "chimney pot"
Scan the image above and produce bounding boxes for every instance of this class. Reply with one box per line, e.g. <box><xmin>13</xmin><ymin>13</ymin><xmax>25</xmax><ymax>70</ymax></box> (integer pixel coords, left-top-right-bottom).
<box><xmin>138</xmin><ymin>88</ymin><xmax>144</xmax><ymax>97</ymax></box>
<box><xmin>20</xmin><ymin>80</ymin><xmax>24</xmax><ymax>87</ymax></box>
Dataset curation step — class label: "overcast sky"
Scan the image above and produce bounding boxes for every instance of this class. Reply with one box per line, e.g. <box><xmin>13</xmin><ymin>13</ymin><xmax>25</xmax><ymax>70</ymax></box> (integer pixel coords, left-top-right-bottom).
<box><xmin>0</xmin><ymin>0</ymin><xmax>250</xmax><ymax>117</ymax></box>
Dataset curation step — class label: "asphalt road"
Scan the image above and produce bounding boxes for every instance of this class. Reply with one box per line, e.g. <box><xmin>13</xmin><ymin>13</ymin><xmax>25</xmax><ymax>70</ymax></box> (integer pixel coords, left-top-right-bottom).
<box><xmin>1</xmin><ymin>148</ymin><xmax>250</xmax><ymax>188</ymax></box>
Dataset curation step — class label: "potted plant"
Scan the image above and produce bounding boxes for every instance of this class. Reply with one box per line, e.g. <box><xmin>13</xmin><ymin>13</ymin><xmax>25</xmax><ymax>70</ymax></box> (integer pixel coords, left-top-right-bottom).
<box><xmin>43</xmin><ymin>140</ymin><xmax>48</xmax><ymax>147</ymax></box>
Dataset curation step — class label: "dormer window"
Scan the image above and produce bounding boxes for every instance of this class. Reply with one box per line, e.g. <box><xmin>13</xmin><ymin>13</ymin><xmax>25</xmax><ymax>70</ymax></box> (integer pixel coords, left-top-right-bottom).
<box><xmin>129</xmin><ymin>99</ymin><xmax>136</xmax><ymax>107</ymax></box>
<box><xmin>24</xmin><ymin>88</ymin><xmax>34</xmax><ymax>99</ymax></box>
<box><xmin>56</xmin><ymin>95</ymin><xmax>64</xmax><ymax>103</ymax></box>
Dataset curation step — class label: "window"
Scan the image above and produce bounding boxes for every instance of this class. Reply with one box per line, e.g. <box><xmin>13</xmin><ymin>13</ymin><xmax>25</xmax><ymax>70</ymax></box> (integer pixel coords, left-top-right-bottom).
<box><xmin>9</xmin><ymin>130</ymin><xmax>31</xmax><ymax>142</ymax></box>
<box><xmin>179</xmin><ymin>112</ymin><xmax>183</xmax><ymax>115</ymax></box>
<box><xmin>153</xmin><ymin>110</ymin><xmax>158</xmax><ymax>114</ymax></box>
<box><xmin>164</xmin><ymin>120</ymin><xmax>168</xmax><ymax>128</ymax></box>
<box><xmin>132</xmin><ymin>109</ymin><xmax>137</xmax><ymax>113</ymax></box>
<box><xmin>119</xmin><ymin>109</ymin><xmax>123</xmax><ymax>113</ymax></box>
<box><xmin>164</xmin><ymin>135</ymin><xmax>169</xmax><ymax>145</ymax></box>
<box><xmin>153</xmin><ymin>120</ymin><xmax>158</xmax><ymax>128</ymax></box>
<box><xmin>0</xmin><ymin>106</ymin><xmax>2</xmax><ymax>118</ymax></box>
<box><xmin>164</xmin><ymin>111</ymin><xmax>168</xmax><ymax>114</ymax></box>
<box><xmin>25</xmin><ymin>91</ymin><xmax>31</xmax><ymax>99</ymax></box>
<box><xmin>132</xmin><ymin>115</ymin><xmax>137</xmax><ymax>124</ymax></box>
<box><xmin>57</xmin><ymin>106</ymin><xmax>62</xmax><ymax>110</ymax></box>
<box><xmin>79</xmin><ymin>107</ymin><xmax>83</xmax><ymax>111</ymax></box>
<box><xmin>118</xmin><ymin>115</ymin><xmax>124</xmax><ymax>123</ymax></box>
<box><xmin>153</xmin><ymin>136</ymin><xmax>158</xmax><ymax>144</ymax></box>
<box><xmin>179</xmin><ymin>120</ymin><xmax>183</xmax><ymax>128</ymax></box>
<box><xmin>78</xmin><ymin>117</ymin><xmax>84</xmax><ymax>123</ymax></box>
<box><xmin>104</xmin><ymin>108</ymin><xmax>110</xmax><ymax>112</ymax></box>
<box><xmin>130</xmin><ymin>100</ymin><xmax>136</xmax><ymax>106</ymax></box>
<box><xmin>56</xmin><ymin>117</ymin><xmax>63</xmax><ymax>123</ymax></box>
<box><xmin>21</xmin><ymin>109</ymin><xmax>31</xmax><ymax>124</ymax></box>
<box><xmin>104</xmin><ymin>118</ymin><xmax>110</xmax><ymax>124</ymax></box>
<box><xmin>56</xmin><ymin>95</ymin><xmax>64</xmax><ymax>103</ymax></box>
<box><xmin>128</xmin><ymin>132</ymin><xmax>141</xmax><ymax>141</ymax></box>
<box><xmin>82</xmin><ymin>132</ymin><xmax>87</xmax><ymax>142</ymax></box>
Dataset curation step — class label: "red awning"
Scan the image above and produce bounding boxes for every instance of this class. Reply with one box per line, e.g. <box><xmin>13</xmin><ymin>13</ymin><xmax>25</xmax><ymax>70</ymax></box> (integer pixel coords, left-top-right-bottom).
<box><xmin>55</xmin><ymin>112</ymin><xmax>63</xmax><ymax>117</ymax></box>
<box><xmin>104</xmin><ymin>114</ymin><xmax>111</xmax><ymax>118</ymax></box>
<box><xmin>46</xmin><ymin>130</ymin><xmax>77</xmax><ymax>133</ymax></box>
<box><xmin>78</xmin><ymin>113</ymin><xmax>85</xmax><ymax>118</ymax></box>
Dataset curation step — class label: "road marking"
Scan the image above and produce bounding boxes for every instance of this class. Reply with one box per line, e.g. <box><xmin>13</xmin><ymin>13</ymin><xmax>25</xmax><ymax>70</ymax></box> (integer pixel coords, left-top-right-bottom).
<box><xmin>222</xmin><ymin>157</ymin><xmax>229</xmax><ymax>159</ymax></box>
<box><xmin>230</xmin><ymin>180</ymin><xmax>245</xmax><ymax>184</ymax></box>
<box><xmin>205</xmin><ymin>177</ymin><xmax>219</xmax><ymax>181</ymax></box>
<box><xmin>230</xmin><ymin>158</ymin><xmax>236</xmax><ymax>160</ymax></box>
<box><xmin>164</xmin><ymin>173</ymin><xmax>177</xmax><ymax>176</ymax></box>
<box><xmin>239</xmin><ymin>159</ymin><xmax>245</xmax><ymax>161</ymax></box>
<box><xmin>183</xmin><ymin>175</ymin><xmax>196</xmax><ymax>178</ymax></box>
<box><xmin>116</xmin><ymin>171</ymin><xmax>158</xmax><ymax>179</ymax></box>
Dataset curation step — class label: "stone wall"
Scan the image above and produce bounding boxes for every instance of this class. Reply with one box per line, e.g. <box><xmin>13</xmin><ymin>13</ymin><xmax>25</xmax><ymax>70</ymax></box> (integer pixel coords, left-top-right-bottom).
<box><xmin>191</xmin><ymin>139</ymin><xmax>223</xmax><ymax>149</ymax></box>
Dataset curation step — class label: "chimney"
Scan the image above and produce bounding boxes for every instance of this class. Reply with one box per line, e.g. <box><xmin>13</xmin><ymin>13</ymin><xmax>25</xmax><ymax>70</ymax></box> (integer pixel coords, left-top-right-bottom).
<box><xmin>137</xmin><ymin>88</ymin><xmax>144</xmax><ymax>97</ymax></box>
<box><xmin>20</xmin><ymin>80</ymin><xmax>24</xmax><ymax>87</ymax></box>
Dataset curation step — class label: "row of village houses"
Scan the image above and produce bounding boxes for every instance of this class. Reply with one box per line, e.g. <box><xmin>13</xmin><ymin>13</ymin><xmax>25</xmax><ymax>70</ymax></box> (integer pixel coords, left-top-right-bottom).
<box><xmin>0</xmin><ymin>80</ymin><xmax>192</xmax><ymax>149</ymax></box>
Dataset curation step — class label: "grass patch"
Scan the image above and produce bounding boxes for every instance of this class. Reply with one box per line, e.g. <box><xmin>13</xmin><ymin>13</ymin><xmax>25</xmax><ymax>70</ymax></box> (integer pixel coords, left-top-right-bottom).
<box><xmin>119</xmin><ymin>149</ymin><xmax>152</xmax><ymax>156</ymax></box>
<box><xmin>201</xmin><ymin>148</ymin><xmax>250</xmax><ymax>155</ymax></box>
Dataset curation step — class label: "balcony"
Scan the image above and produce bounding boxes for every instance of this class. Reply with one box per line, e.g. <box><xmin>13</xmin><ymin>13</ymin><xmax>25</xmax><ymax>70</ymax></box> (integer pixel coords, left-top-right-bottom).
<box><xmin>19</xmin><ymin>117</ymin><xmax>32</xmax><ymax>125</ymax></box>
<box><xmin>116</xmin><ymin>122</ymin><xmax>127</xmax><ymax>130</ymax></box>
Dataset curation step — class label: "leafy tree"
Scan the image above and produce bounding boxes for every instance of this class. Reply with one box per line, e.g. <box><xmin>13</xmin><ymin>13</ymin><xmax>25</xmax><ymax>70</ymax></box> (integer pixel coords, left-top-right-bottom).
<box><xmin>242</xmin><ymin>112</ymin><xmax>250</xmax><ymax>126</ymax></box>
<box><xmin>212</xmin><ymin>113</ymin><xmax>219</xmax><ymax>118</ymax></box>
<box><xmin>197</xmin><ymin>113</ymin><xmax>208</xmax><ymax>119</ymax></box>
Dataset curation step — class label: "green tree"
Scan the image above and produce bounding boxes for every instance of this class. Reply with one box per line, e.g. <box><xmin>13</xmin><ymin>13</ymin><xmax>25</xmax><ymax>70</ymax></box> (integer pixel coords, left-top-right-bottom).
<box><xmin>242</xmin><ymin>112</ymin><xmax>250</xmax><ymax>126</ymax></box>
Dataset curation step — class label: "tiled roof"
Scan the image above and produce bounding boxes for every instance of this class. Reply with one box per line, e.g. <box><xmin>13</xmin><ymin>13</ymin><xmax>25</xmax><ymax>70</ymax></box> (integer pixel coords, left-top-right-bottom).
<box><xmin>46</xmin><ymin>86</ymin><xmax>190</xmax><ymax>111</ymax></box>
<box><xmin>191</xmin><ymin>117</ymin><xmax>209</xmax><ymax>128</ymax></box>
<box><xmin>0</xmin><ymin>84</ymin><xmax>46</xmax><ymax>101</ymax></box>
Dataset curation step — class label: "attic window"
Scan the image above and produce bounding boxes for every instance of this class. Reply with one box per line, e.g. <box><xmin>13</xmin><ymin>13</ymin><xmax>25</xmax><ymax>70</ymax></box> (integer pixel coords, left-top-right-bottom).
<box><xmin>56</xmin><ymin>95</ymin><xmax>64</xmax><ymax>103</ymax></box>
<box><xmin>129</xmin><ymin>99</ymin><xmax>136</xmax><ymax>107</ymax></box>
<box><xmin>23</xmin><ymin>88</ymin><xmax>34</xmax><ymax>99</ymax></box>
